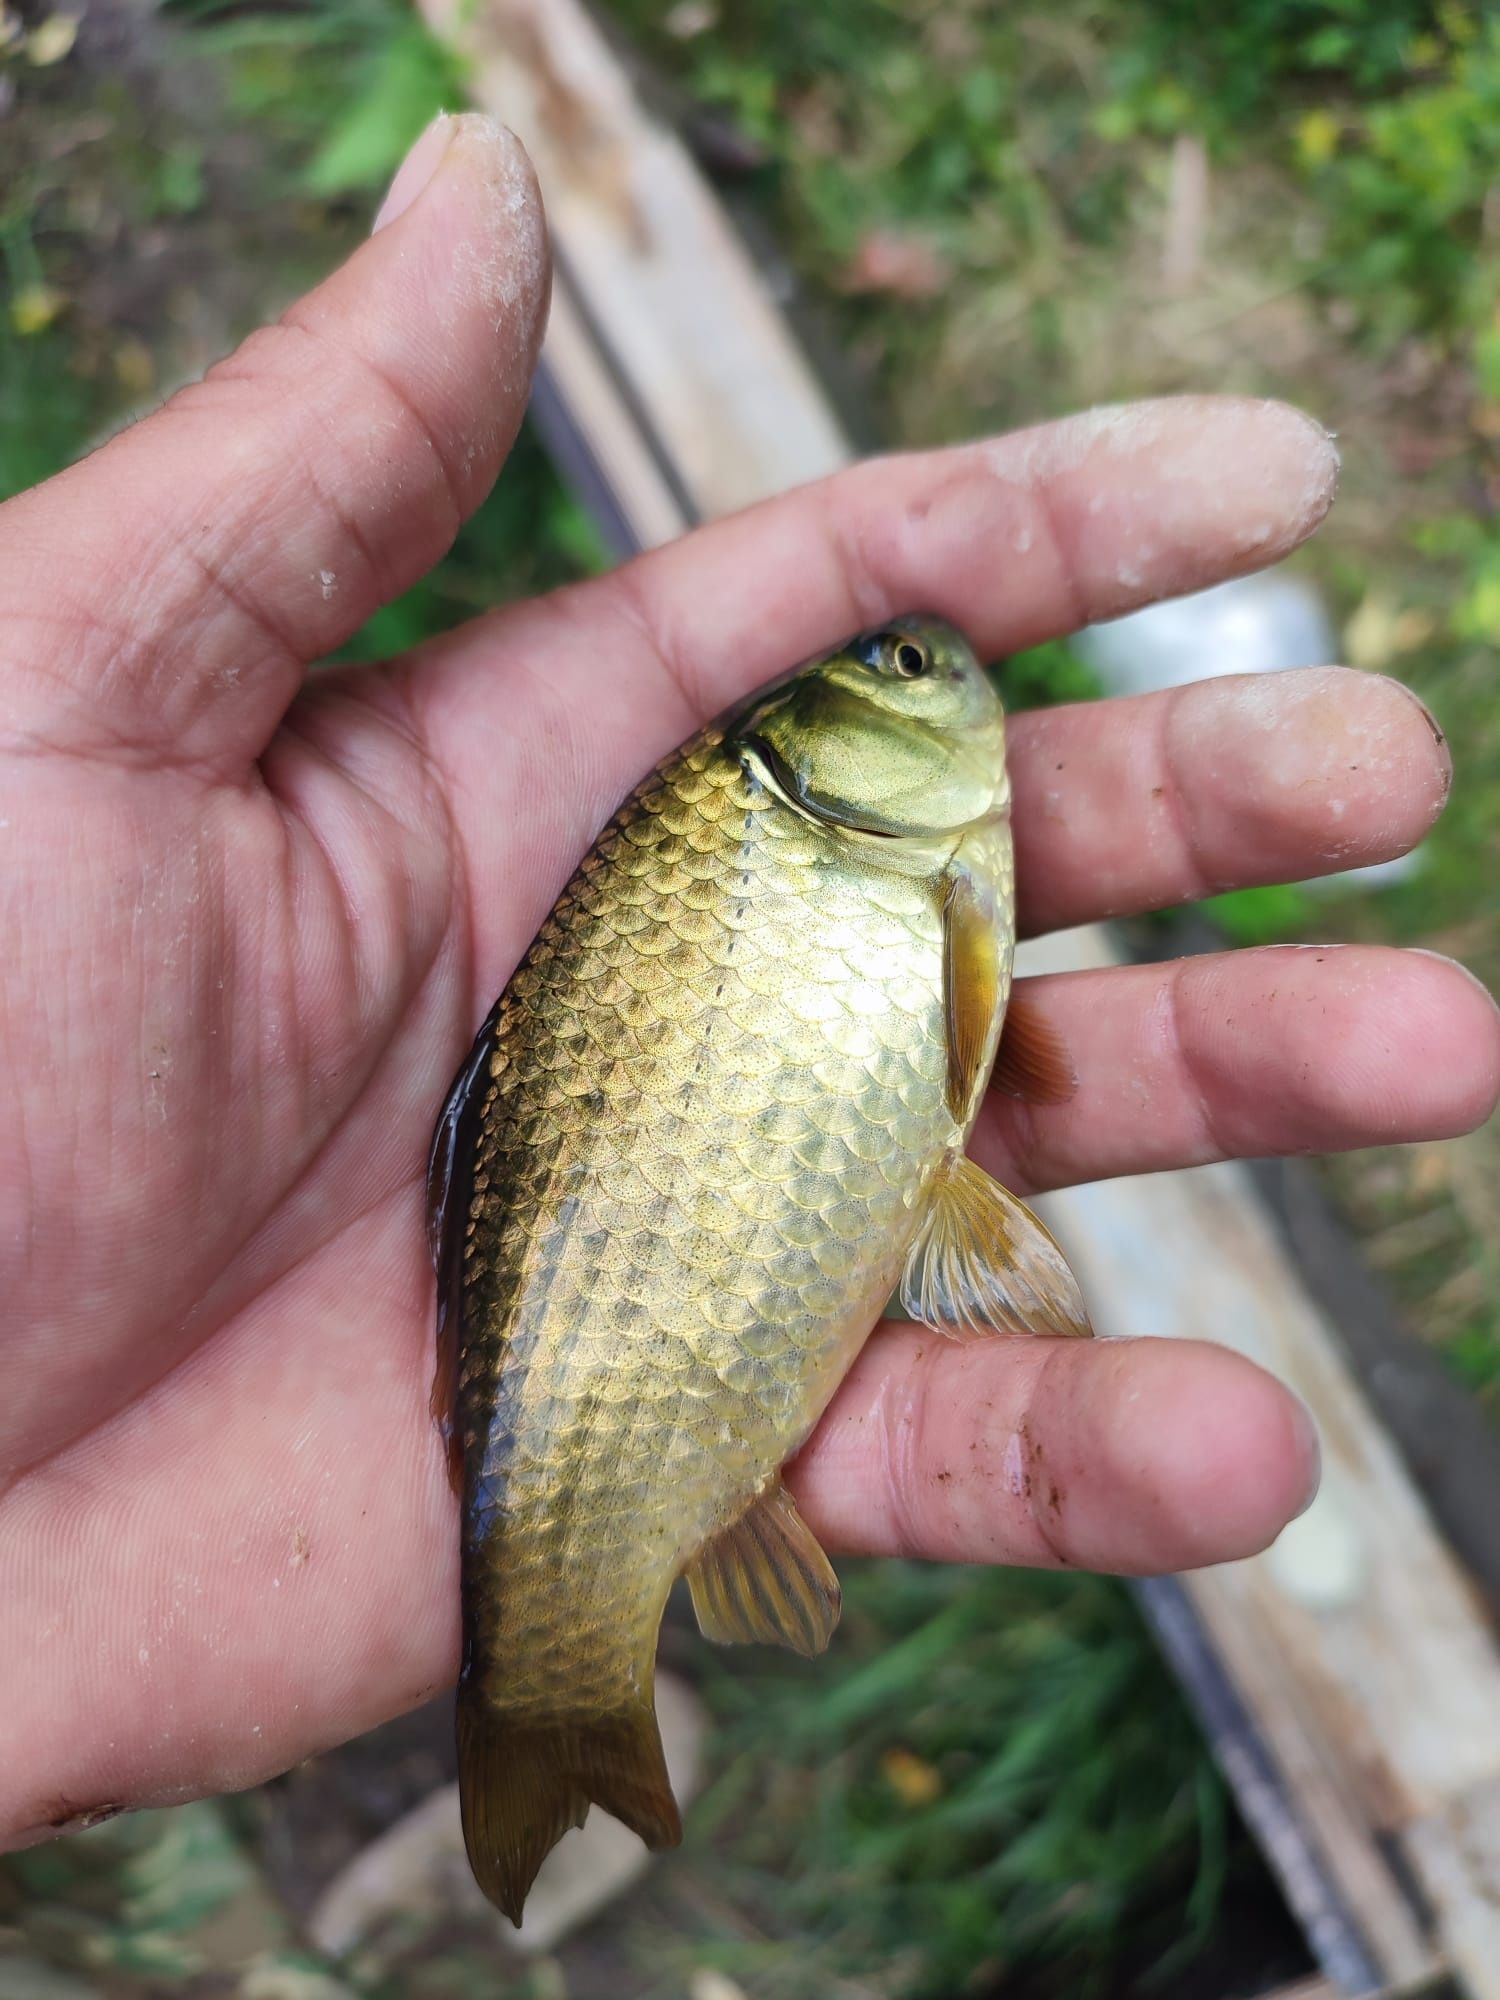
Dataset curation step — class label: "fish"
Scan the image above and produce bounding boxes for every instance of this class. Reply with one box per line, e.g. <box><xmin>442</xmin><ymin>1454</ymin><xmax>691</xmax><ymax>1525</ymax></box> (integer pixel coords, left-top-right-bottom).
<box><xmin>428</xmin><ymin>615</ymin><xmax>1093</xmax><ymax>1923</ymax></box>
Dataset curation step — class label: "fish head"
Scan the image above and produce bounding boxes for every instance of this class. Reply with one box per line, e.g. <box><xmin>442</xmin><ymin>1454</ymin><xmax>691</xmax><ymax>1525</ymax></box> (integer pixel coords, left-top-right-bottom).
<box><xmin>731</xmin><ymin>616</ymin><xmax>1008</xmax><ymax>839</ymax></box>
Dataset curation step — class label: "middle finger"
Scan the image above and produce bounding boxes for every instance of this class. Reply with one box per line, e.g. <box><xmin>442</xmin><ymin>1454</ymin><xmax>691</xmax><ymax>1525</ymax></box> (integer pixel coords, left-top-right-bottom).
<box><xmin>973</xmin><ymin>946</ymin><xmax>1500</xmax><ymax>1196</ymax></box>
<box><xmin>1008</xmin><ymin>664</ymin><xmax>1450</xmax><ymax>936</ymax></box>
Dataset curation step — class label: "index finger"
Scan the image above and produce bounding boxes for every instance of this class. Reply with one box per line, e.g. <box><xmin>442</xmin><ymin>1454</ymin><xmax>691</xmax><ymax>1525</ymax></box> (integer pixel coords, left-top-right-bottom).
<box><xmin>605</xmin><ymin>395</ymin><xmax>1340</xmax><ymax>717</ymax></box>
<box><xmin>414</xmin><ymin>398</ymin><xmax>1344</xmax><ymax>977</ymax></box>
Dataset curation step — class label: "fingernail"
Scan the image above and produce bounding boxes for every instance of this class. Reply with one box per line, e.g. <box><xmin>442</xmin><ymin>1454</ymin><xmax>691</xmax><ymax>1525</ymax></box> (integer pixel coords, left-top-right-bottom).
<box><xmin>1290</xmin><ymin>1395</ymin><xmax>1322</xmax><ymax>1520</ymax></box>
<box><xmin>1409</xmin><ymin>947</ymin><xmax>1499</xmax><ymax>1006</ymax></box>
<box><xmin>373</xmin><ymin>112</ymin><xmax>456</xmax><ymax>233</ymax></box>
<box><xmin>1388</xmin><ymin>678</ymin><xmax>1453</xmax><ymax>800</ymax></box>
<box><xmin>1278</xmin><ymin>403</ymin><xmax>1341</xmax><ymax>535</ymax></box>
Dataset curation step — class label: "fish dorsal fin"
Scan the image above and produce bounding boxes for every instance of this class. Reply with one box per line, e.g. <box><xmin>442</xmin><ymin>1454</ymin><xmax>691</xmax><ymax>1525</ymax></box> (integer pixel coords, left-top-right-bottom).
<box><xmin>992</xmin><ymin>990</ymin><xmax>1078</xmax><ymax>1104</ymax></box>
<box><xmin>427</xmin><ymin>1002</ymin><xmax>502</xmax><ymax>1494</ymax></box>
<box><xmin>942</xmin><ymin>863</ymin><xmax>1000</xmax><ymax>1120</ymax></box>
<box><xmin>900</xmin><ymin>1155</ymin><xmax>1093</xmax><ymax>1340</ymax></box>
<box><xmin>686</xmin><ymin>1482</ymin><xmax>842</xmax><ymax>1659</ymax></box>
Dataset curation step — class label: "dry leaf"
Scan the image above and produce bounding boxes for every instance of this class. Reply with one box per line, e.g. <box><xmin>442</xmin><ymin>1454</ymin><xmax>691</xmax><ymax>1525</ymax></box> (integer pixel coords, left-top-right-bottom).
<box><xmin>665</xmin><ymin>1</ymin><xmax>717</xmax><ymax>37</ymax></box>
<box><xmin>113</xmin><ymin>336</ymin><xmax>156</xmax><ymax>395</ymax></box>
<box><xmin>25</xmin><ymin>13</ymin><xmax>79</xmax><ymax>66</ymax></box>
<box><xmin>690</xmin><ymin>1973</ymin><xmax>750</xmax><ymax>2000</ymax></box>
<box><xmin>1408</xmin><ymin>1144</ymin><xmax>1453</xmax><ymax>1200</ymax></box>
<box><xmin>881</xmin><ymin>1745</ymin><xmax>943</xmax><ymax>1806</ymax></box>
<box><xmin>10</xmin><ymin>283</ymin><xmax>66</xmax><ymax>336</ymax></box>
<box><xmin>840</xmin><ymin>228</ymin><xmax>951</xmax><ymax>301</ymax></box>
<box><xmin>1344</xmin><ymin>588</ymin><xmax>1433</xmax><ymax>670</ymax></box>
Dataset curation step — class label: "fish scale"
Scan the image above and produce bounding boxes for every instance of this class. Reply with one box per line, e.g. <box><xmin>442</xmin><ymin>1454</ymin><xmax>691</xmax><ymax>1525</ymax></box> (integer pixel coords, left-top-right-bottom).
<box><xmin>457</xmin><ymin>725</ymin><xmax>972</xmax><ymax>1719</ymax></box>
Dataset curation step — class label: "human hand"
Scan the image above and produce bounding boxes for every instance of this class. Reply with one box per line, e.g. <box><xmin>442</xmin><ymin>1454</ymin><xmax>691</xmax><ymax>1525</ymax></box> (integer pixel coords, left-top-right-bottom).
<box><xmin>3</xmin><ymin>113</ymin><xmax>1495</xmax><ymax>1845</ymax></box>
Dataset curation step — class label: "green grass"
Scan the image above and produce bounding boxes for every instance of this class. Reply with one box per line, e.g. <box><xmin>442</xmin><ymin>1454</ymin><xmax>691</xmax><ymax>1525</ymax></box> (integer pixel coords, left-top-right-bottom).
<box><xmin>664</xmin><ymin>1565</ymin><xmax>1237</xmax><ymax>1999</ymax></box>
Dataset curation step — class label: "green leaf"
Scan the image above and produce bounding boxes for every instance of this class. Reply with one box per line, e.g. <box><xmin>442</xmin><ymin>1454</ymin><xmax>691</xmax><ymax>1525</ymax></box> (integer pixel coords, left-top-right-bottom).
<box><xmin>152</xmin><ymin>144</ymin><xmax>206</xmax><ymax>218</ymax></box>
<box><xmin>303</xmin><ymin>24</ymin><xmax>465</xmax><ymax>196</ymax></box>
<box><xmin>117</xmin><ymin>1800</ymin><xmax>266</xmax><ymax>1936</ymax></box>
<box><xmin>1476</xmin><ymin>322</ymin><xmax>1500</xmax><ymax>401</ymax></box>
<box><xmin>239</xmin><ymin>1952</ymin><xmax>359</xmax><ymax>2000</ymax></box>
<box><xmin>0</xmin><ymin>1957</ymin><xmax>101</xmax><ymax>2000</ymax></box>
<box><xmin>1199</xmin><ymin>883</ymin><xmax>1314</xmax><ymax>946</ymax></box>
<box><xmin>995</xmin><ymin>638</ymin><xmax>1102</xmax><ymax>712</ymax></box>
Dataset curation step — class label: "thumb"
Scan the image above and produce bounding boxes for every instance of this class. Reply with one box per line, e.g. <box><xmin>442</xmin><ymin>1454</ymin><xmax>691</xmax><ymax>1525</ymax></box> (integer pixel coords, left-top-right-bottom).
<box><xmin>0</xmin><ymin>112</ymin><xmax>550</xmax><ymax>772</ymax></box>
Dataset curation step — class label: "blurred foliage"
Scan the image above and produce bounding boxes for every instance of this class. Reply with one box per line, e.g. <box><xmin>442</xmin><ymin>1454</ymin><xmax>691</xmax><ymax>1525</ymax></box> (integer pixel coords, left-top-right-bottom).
<box><xmin>304</xmin><ymin>25</ymin><xmax>464</xmax><ymax>195</ymax></box>
<box><xmin>675</xmin><ymin>1565</ymin><xmax>1247</xmax><ymax>2000</ymax></box>
<box><xmin>163</xmin><ymin>1</ymin><xmax>469</xmax><ymax>196</ymax></box>
<box><xmin>993</xmin><ymin>638</ymin><xmax>1102</xmax><ymax>715</ymax></box>
<box><xmin>1297</xmin><ymin>14</ymin><xmax>1500</xmax><ymax>345</ymax></box>
<box><xmin>0</xmin><ymin>1800</ymin><xmax>305</xmax><ymax>1992</ymax></box>
<box><xmin>1100</xmin><ymin>0</ymin><xmax>1438</xmax><ymax>130</ymax></box>
<box><xmin>613</xmin><ymin>0</ymin><xmax>1500</xmax><ymax>356</ymax></box>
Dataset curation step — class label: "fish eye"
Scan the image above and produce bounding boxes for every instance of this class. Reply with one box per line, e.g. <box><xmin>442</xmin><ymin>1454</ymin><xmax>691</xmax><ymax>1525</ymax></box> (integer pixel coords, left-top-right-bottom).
<box><xmin>849</xmin><ymin>626</ymin><xmax>936</xmax><ymax>678</ymax></box>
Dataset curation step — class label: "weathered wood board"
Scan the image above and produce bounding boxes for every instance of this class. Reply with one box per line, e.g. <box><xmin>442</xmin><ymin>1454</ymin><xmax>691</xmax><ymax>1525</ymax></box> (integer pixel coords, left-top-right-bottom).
<box><xmin>415</xmin><ymin>3</ymin><xmax>1500</xmax><ymax>1993</ymax></box>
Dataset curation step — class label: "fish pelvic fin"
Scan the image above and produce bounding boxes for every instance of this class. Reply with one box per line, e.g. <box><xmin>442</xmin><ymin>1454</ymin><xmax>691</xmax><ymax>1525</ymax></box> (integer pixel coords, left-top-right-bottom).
<box><xmin>900</xmin><ymin>1153</ymin><xmax>1093</xmax><ymax>1341</ymax></box>
<box><xmin>456</xmin><ymin>1685</ymin><xmax>681</xmax><ymax>1926</ymax></box>
<box><xmin>687</xmin><ymin>1481</ymin><xmax>841</xmax><ymax>1659</ymax></box>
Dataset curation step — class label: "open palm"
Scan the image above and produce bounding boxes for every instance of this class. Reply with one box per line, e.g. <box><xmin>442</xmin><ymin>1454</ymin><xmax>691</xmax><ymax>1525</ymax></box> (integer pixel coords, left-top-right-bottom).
<box><xmin>3</xmin><ymin>115</ymin><xmax>1496</xmax><ymax>1847</ymax></box>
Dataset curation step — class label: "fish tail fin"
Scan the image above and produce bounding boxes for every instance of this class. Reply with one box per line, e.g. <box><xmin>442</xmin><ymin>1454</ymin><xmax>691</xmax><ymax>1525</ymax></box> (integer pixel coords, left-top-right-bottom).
<box><xmin>456</xmin><ymin>1685</ymin><xmax>682</xmax><ymax>1925</ymax></box>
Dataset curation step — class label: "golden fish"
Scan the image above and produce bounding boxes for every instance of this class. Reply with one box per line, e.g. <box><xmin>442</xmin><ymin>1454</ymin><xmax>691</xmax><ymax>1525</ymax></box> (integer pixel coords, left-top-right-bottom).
<box><xmin>428</xmin><ymin>616</ymin><xmax>1092</xmax><ymax>1922</ymax></box>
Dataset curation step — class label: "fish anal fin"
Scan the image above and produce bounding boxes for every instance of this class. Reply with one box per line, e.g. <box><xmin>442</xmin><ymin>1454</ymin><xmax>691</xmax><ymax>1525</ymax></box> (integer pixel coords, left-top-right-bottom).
<box><xmin>900</xmin><ymin>1154</ymin><xmax>1093</xmax><ymax>1340</ymax></box>
<box><xmin>993</xmin><ymin>990</ymin><xmax>1077</xmax><ymax>1104</ymax></box>
<box><xmin>687</xmin><ymin>1482</ymin><xmax>841</xmax><ymax>1659</ymax></box>
<box><xmin>942</xmin><ymin>864</ymin><xmax>1001</xmax><ymax>1120</ymax></box>
<box><xmin>428</xmin><ymin>1004</ymin><xmax>501</xmax><ymax>1496</ymax></box>
<box><xmin>456</xmin><ymin>1685</ymin><xmax>681</xmax><ymax>1927</ymax></box>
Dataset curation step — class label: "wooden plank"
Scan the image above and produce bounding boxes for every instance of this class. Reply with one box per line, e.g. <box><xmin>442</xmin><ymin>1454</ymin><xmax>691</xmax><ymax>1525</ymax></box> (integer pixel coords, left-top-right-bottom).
<box><xmin>1250</xmin><ymin>1152</ymin><xmax>1500</xmax><ymax>1612</ymax></box>
<box><xmin>1258</xmin><ymin>1982</ymin><xmax>1348</xmax><ymax>2000</ymax></box>
<box><xmin>1137</xmin><ymin>1574</ymin><xmax>1393</xmax><ymax>1994</ymax></box>
<box><xmin>537</xmin><ymin>275</ymin><xmax>689</xmax><ymax>551</ymax></box>
<box><xmin>1020</xmin><ymin>928</ymin><xmax>1478</xmax><ymax>1991</ymax></box>
<box><xmin>1257</xmin><ymin>1980</ymin><xmax>1451</xmax><ymax>2000</ymax></box>
<box><xmin>1407</xmin><ymin>1779</ymin><xmax>1500</xmax><ymax>2000</ymax></box>
<box><xmin>416</xmin><ymin>4</ymin><xmax>1500</xmax><ymax>1993</ymax></box>
<box><xmin>422</xmin><ymin>0</ymin><xmax>847</xmax><ymax>530</ymax></box>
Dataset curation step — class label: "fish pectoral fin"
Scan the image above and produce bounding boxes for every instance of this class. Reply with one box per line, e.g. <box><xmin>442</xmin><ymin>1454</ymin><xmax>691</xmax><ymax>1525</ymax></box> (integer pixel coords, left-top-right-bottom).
<box><xmin>900</xmin><ymin>1154</ymin><xmax>1093</xmax><ymax>1340</ymax></box>
<box><xmin>992</xmin><ymin>990</ymin><xmax>1078</xmax><ymax>1104</ymax></box>
<box><xmin>942</xmin><ymin>862</ymin><xmax>1001</xmax><ymax>1119</ymax></box>
<box><xmin>687</xmin><ymin>1482</ymin><xmax>842</xmax><ymax>1659</ymax></box>
<box><xmin>456</xmin><ymin>1686</ymin><xmax>681</xmax><ymax>1926</ymax></box>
